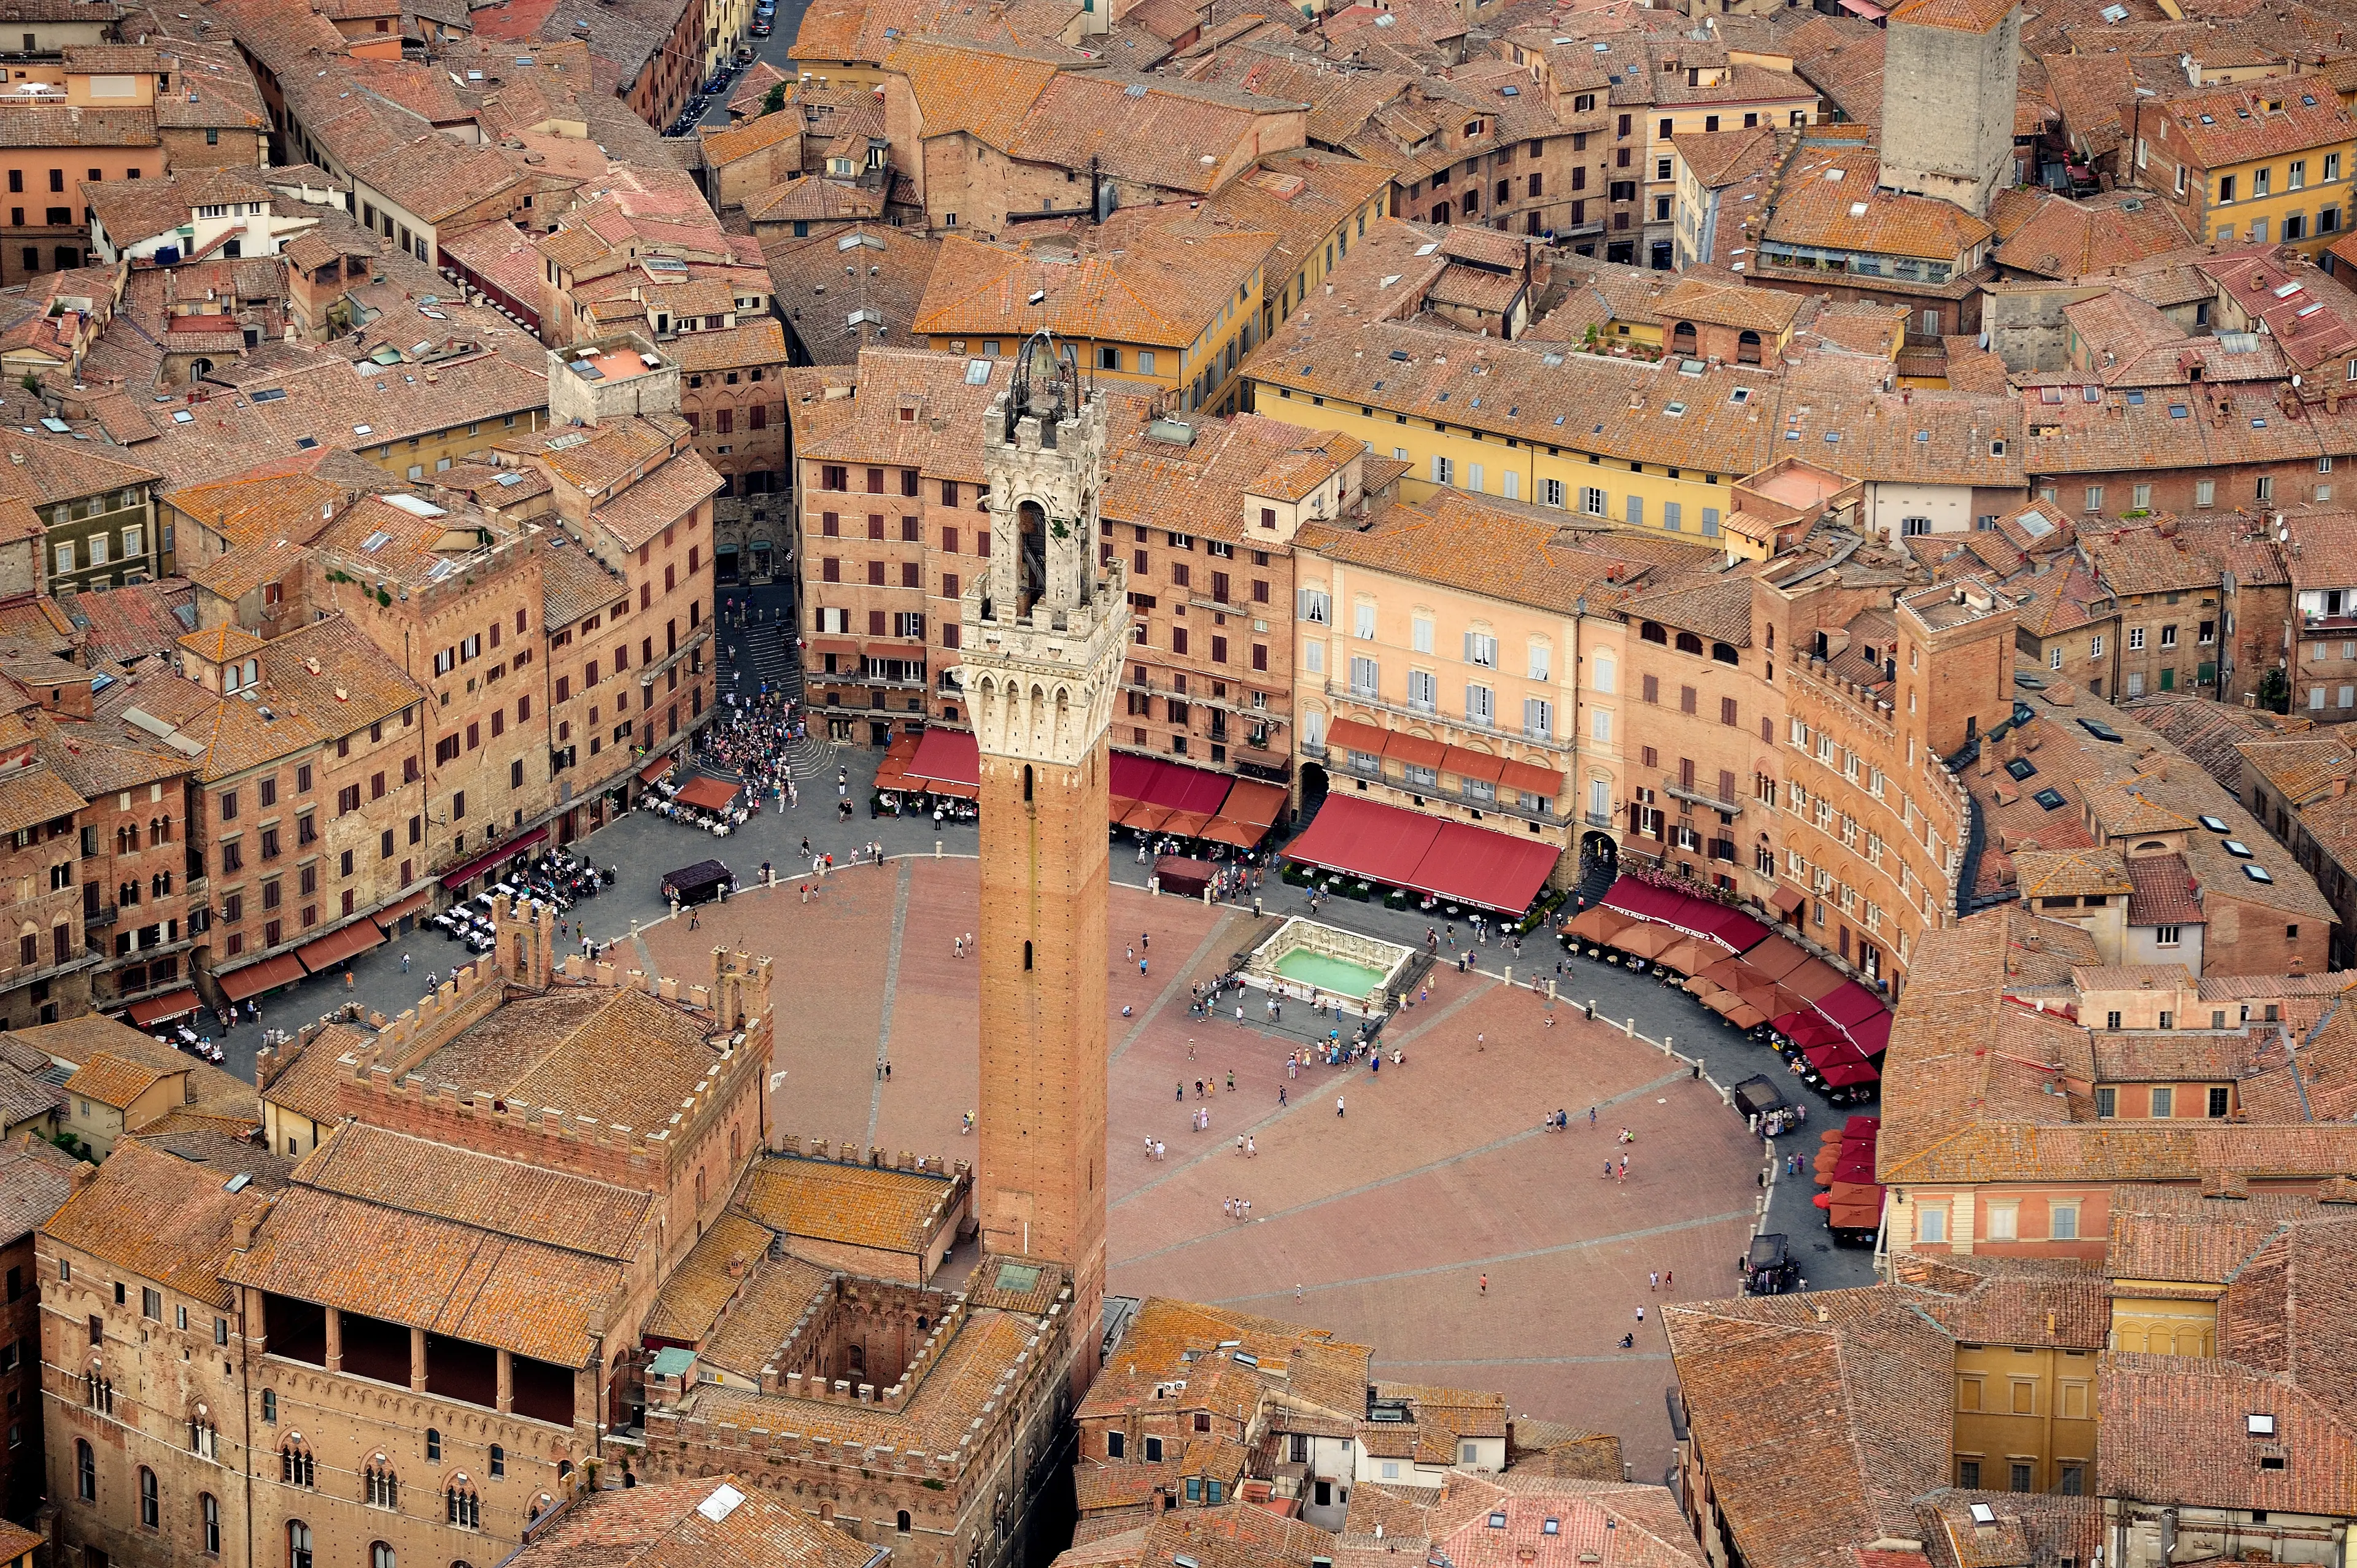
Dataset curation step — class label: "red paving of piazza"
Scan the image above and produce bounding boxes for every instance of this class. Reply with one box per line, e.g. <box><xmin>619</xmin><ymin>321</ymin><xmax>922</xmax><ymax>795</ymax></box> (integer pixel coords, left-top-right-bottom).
<box><xmin>641</xmin><ymin>857</ymin><xmax>1762</xmax><ymax>1477</ymax></box>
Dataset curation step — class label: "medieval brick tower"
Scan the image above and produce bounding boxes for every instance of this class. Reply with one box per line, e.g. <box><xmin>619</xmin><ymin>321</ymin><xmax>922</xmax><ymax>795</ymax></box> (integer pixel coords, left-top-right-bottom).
<box><xmin>961</xmin><ymin>334</ymin><xmax>1124</xmax><ymax>1390</ymax></box>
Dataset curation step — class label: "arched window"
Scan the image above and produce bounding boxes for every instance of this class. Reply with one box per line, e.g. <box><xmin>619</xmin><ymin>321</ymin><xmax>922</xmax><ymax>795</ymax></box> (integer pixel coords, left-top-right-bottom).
<box><xmin>287</xmin><ymin>1520</ymin><xmax>313</xmax><ymax>1568</ymax></box>
<box><xmin>74</xmin><ymin>1439</ymin><xmax>94</xmax><ymax>1500</ymax></box>
<box><xmin>489</xmin><ymin>1445</ymin><xmax>505</xmax><ymax>1477</ymax></box>
<box><xmin>1711</xmin><ymin>642</ymin><xmax>1740</xmax><ymax>666</ymax></box>
<box><xmin>446</xmin><ymin>1480</ymin><xmax>481</xmax><ymax>1530</ymax></box>
<box><xmin>1737</xmin><ymin>329</ymin><xmax>1763</xmax><ymax>366</ymax></box>
<box><xmin>1670</xmin><ymin>321</ymin><xmax>1698</xmax><ymax>357</ymax></box>
<box><xmin>1674</xmin><ymin>630</ymin><xmax>1705</xmax><ymax>655</ymax></box>
<box><xmin>371</xmin><ymin>1542</ymin><xmax>396</xmax><ymax>1568</ymax></box>
<box><xmin>281</xmin><ymin>1440</ymin><xmax>315</xmax><ymax>1488</ymax></box>
<box><xmin>139</xmin><ymin>1465</ymin><xmax>159</xmax><ymax>1529</ymax></box>
<box><xmin>1639</xmin><ymin>620</ymin><xmax>1668</xmax><ymax>645</ymax></box>
<box><xmin>365</xmin><ymin>1458</ymin><xmax>398</xmax><ymax>1509</ymax></box>
<box><xmin>897</xmin><ymin>1510</ymin><xmax>913</xmax><ymax>1534</ymax></box>
<box><xmin>425</xmin><ymin>1428</ymin><xmax>441</xmax><ymax>1462</ymax></box>
<box><xmin>201</xmin><ymin>1491</ymin><xmax>222</xmax><ymax>1554</ymax></box>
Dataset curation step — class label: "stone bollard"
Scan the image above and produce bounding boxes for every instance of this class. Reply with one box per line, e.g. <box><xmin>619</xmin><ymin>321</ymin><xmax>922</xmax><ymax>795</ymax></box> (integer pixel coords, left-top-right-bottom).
<box><xmin>934</xmin><ymin>840</ymin><xmax>941</xmax><ymax>858</ymax></box>
<box><xmin>670</xmin><ymin>897</ymin><xmax>680</xmax><ymax>920</ymax></box>
<box><xmin>1150</xmin><ymin>877</ymin><xmax>1159</xmax><ymax>896</ymax></box>
<box><xmin>1547</xmin><ymin>979</ymin><xmax>1557</xmax><ymax>1002</ymax></box>
<box><xmin>1203</xmin><ymin>887</ymin><xmax>1212</xmax><ymax>906</ymax></box>
<box><xmin>1624</xmin><ymin>1016</ymin><xmax>1636</xmax><ymax>1037</ymax></box>
<box><xmin>1253</xmin><ymin>896</ymin><xmax>1263</xmax><ymax>916</ymax></box>
<box><xmin>1586</xmin><ymin>999</ymin><xmax>1596</xmax><ymax>1020</ymax></box>
<box><xmin>1663</xmin><ymin>1035</ymin><xmax>1674</xmax><ymax>1057</ymax></box>
<box><xmin>1504</xmin><ymin>965</ymin><xmax>1513</xmax><ymax>986</ymax></box>
<box><xmin>631</xmin><ymin>917</ymin><xmax>641</xmax><ymax>939</ymax></box>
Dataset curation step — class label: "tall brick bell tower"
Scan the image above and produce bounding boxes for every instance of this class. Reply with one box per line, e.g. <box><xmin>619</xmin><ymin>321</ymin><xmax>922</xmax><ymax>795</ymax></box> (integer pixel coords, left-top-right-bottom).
<box><xmin>961</xmin><ymin>332</ymin><xmax>1125</xmax><ymax>1391</ymax></box>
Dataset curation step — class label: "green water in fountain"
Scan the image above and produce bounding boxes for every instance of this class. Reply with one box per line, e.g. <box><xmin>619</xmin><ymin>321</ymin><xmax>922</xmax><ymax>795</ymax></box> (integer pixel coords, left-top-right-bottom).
<box><xmin>1272</xmin><ymin>949</ymin><xmax>1388</xmax><ymax>997</ymax></box>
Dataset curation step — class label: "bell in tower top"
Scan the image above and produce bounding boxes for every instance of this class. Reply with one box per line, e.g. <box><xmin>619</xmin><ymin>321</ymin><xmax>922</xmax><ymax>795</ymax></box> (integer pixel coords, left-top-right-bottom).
<box><xmin>978</xmin><ymin>328</ymin><xmax>1113</xmax><ymax>630</ymax></box>
<box><xmin>1008</xmin><ymin>326</ymin><xmax>1081</xmax><ymax>432</ymax></box>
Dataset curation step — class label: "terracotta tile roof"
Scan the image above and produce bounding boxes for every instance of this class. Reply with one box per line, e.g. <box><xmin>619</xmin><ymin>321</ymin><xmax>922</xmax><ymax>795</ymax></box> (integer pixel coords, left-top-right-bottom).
<box><xmin>414</xmin><ymin>984</ymin><xmax>728</xmax><ymax>1134</ymax></box>
<box><xmin>735</xmin><ymin>1153</ymin><xmax>956</xmax><ymax>1254</ymax></box>
<box><xmin>695</xmin><ymin>1248</ymin><xmax>835</xmax><ymax>1380</ymax></box>
<box><xmin>0</xmin><ymin>1060</ymin><xmax>64</xmax><ymax>1134</ymax></box>
<box><xmin>68</xmin><ymin>578</ymin><xmax>196</xmax><ymax>666</ymax></box>
<box><xmin>1763</xmin><ymin>144</ymin><xmax>1994</xmax><ymax>261</ymax></box>
<box><xmin>506</xmin><ymin>1475</ymin><xmax>881</xmax><ymax>1568</ymax></box>
<box><xmin>298</xmin><ymin>1120</ymin><xmax>653</xmax><ymax>1259</ymax></box>
<box><xmin>1673</xmin><ymin>123</ymin><xmax>1786</xmax><ymax>191</ymax></box>
<box><xmin>1879</xmin><ymin>906</ymin><xmax>2357</xmax><ymax>1189</ymax></box>
<box><xmin>64</xmin><ymin>1050</ymin><xmax>175</xmax><ymax>1111</ymax></box>
<box><xmin>0</xmin><ymin>106</ymin><xmax>157</xmax><ymax>149</ymax></box>
<box><xmin>2103</xmin><ymin>1181</ymin><xmax>2320</xmax><ymax>1283</ymax></box>
<box><xmin>2013</xmin><ymin>847</ymin><xmax>2132</xmax><ymax>900</ymax></box>
<box><xmin>1662</xmin><ymin>1288</ymin><xmax>1957</xmax><ymax>1568</ymax></box>
<box><xmin>1102</xmin><ymin>413</ymin><xmax>1350</xmax><ymax>543</ymax></box>
<box><xmin>2153</xmin><ymin>83</ymin><xmax>2355</xmax><ymax>172</ymax></box>
<box><xmin>0</xmin><ymin>761</ymin><xmax>87</xmax><ymax>835</ymax></box>
<box><xmin>2124</xmin><ymin>853</ymin><xmax>2208</xmax><ymax>926</ymax></box>
<box><xmin>255</xmin><ymin>1021</ymin><xmax>370</xmax><ymax>1129</ymax></box>
<box><xmin>640</xmin><ymin>1208</ymin><xmax>778</xmax><ymax>1344</ymax></box>
<box><xmin>226</xmin><ymin>1181</ymin><xmax>627</xmax><ymax>1365</ymax></box>
<box><xmin>1305</xmin><ymin>489</ymin><xmax>1714</xmax><ymax>620</ymax></box>
<box><xmin>0</xmin><ymin>1132</ymin><xmax>77</xmax><ymax>1242</ymax></box>
<box><xmin>914</xmin><ymin>220</ymin><xmax>1274</xmax><ymax>350</ymax></box>
<box><xmin>1991</xmin><ymin>190</ymin><xmax>2189</xmax><ymax>282</ymax></box>
<box><xmin>1081</xmin><ymin>1296</ymin><xmax>1372</xmax><ymax>1423</ymax></box>
<box><xmin>745</xmin><ymin>174</ymin><xmax>883</xmax><ymax>226</ymax></box>
<box><xmin>767</xmin><ymin>222</ymin><xmax>940</xmax><ymax>364</ymax></box>
<box><xmin>2099</xmin><ymin>1351</ymin><xmax>2357</xmax><ymax>1514</ymax></box>
<box><xmin>27</xmin><ymin>1015</ymin><xmax>255</xmax><ymax>1122</ymax></box>
<box><xmin>44</xmin><ymin>1132</ymin><xmax>292</xmax><ymax>1309</ymax></box>
<box><xmin>1889</xmin><ymin>0</ymin><xmax>2016</xmax><ymax>29</ymax></box>
<box><xmin>540</xmin><ymin>536</ymin><xmax>629</xmax><ymax>631</ymax></box>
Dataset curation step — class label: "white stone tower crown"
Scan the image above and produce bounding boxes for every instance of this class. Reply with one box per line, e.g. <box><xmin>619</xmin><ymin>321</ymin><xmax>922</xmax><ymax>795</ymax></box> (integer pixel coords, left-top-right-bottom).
<box><xmin>960</xmin><ymin>331</ymin><xmax>1129</xmax><ymax>764</ymax></box>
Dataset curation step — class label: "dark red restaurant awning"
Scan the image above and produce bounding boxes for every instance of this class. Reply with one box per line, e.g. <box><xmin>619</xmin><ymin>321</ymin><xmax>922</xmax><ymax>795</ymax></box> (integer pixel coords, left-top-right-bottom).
<box><xmin>296</xmin><ymin>919</ymin><xmax>385</xmax><ymax>974</ymax></box>
<box><xmin>126</xmin><ymin>989</ymin><xmax>199</xmax><ymax>1026</ymax></box>
<box><xmin>373</xmin><ymin>889</ymin><xmax>432</xmax><ymax>931</ymax></box>
<box><xmin>675</xmin><ymin>776</ymin><xmax>740</xmax><ymax>812</ymax></box>
<box><xmin>1284</xmin><ymin>795</ymin><xmax>1557</xmax><ymax>913</ymax></box>
<box><xmin>905</xmin><ymin>728</ymin><xmax>981</xmax><ymax>790</ymax></box>
<box><xmin>638</xmin><ymin>752</ymin><xmax>677</xmax><ymax>784</ymax></box>
<box><xmin>217</xmin><ymin>952</ymin><xmax>304</xmax><ymax>1002</ymax></box>
<box><xmin>438</xmin><ymin>827</ymin><xmax>549</xmax><ymax>889</ymax></box>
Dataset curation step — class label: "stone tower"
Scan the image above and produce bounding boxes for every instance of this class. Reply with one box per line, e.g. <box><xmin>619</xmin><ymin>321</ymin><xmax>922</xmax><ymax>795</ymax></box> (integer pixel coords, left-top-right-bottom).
<box><xmin>1876</xmin><ymin>0</ymin><xmax>2022</xmax><ymax>218</ymax></box>
<box><xmin>961</xmin><ymin>333</ymin><xmax>1124</xmax><ymax>1390</ymax></box>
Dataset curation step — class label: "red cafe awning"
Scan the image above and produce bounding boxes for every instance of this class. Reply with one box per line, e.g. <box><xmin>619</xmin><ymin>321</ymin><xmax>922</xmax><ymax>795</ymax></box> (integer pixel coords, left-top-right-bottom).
<box><xmin>1200</xmin><ymin>817</ymin><xmax>1269</xmax><ymax>849</ymax></box>
<box><xmin>806</xmin><ymin>638</ymin><xmax>861</xmax><ymax>658</ymax></box>
<box><xmin>638</xmin><ymin>752</ymin><xmax>678</xmax><ymax>784</ymax></box>
<box><xmin>126</xmin><ymin>989</ymin><xmax>200</xmax><ymax>1026</ymax></box>
<box><xmin>1285</xmin><ymin>794</ymin><xmax>1558</xmax><ymax>913</ymax></box>
<box><xmin>905</xmin><ymin>728</ymin><xmax>981</xmax><ymax>789</ymax></box>
<box><xmin>1385</xmin><ymin>732</ymin><xmax>1447</xmax><ymax>770</ymax></box>
<box><xmin>1217</xmin><ymin>781</ymin><xmax>1288</xmax><ymax>829</ymax></box>
<box><xmin>296</xmin><ymin>919</ymin><xmax>385</xmax><ymax>974</ymax></box>
<box><xmin>217</xmin><ymin>952</ymin><xmax>304</xmax><ymax>1002</ymax></box>
<box><xmin>675</xmin><ymin>776</ymin><xmax>740</xmax><ymax>812</ymax></box>
<box><xmin>372</xmin><ymin>889</ymin><xmax>432</xmax><ymax>932</ymax></box>
<box><xmin>1498</xmin><ymin>759</ymin><xmax>1564</xmax><ymax>799</ymax></box>
<box><xmin>1323</xmin><ymin>717</ymin><xmax>1390</xmax><ymax>756</ymax></box>
<box><xmin>1442</xmin><ymin>746</ymin><xmax>1507</xmax><ymax>784</ymax></box>
<box><xmin>438</xmin><ymin>827</ymin><xmax>549</xmax><ymax>889</ymax></box>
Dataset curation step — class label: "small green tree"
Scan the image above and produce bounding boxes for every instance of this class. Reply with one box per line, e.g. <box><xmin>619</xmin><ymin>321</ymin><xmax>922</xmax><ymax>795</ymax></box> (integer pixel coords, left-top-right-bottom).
<box><xmin>764</xmin><ymin>80</ymin><xmax>787</xmax><ymax>114</ymax></box>
<box><xmin>2259</xmin><ymin>666</ymin><xmax>2291</xmax><ymax>714</ymax></box>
